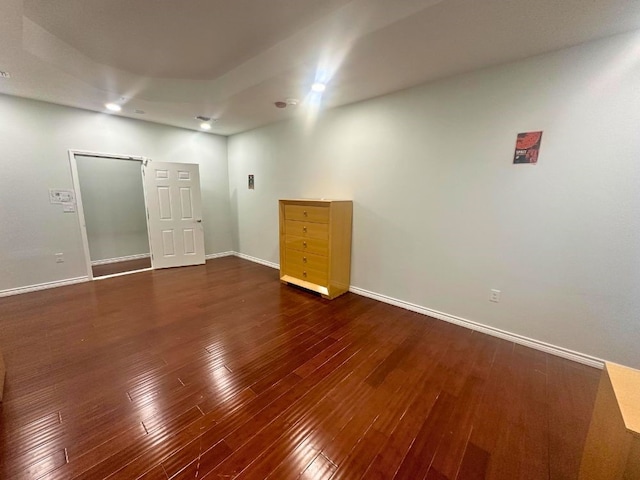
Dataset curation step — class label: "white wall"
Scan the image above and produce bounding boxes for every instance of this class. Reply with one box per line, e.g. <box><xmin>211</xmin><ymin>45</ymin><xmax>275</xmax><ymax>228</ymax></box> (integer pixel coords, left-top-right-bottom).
<box><xmin>228</xmin><ymin>32</ymin><xmax>640</xmax><ymax>368</ymax></box>
<box><xmin>75</xmin><ymin>155</ymin><xmax>149</xmax><ymax>262</ymax></box>
<box><xmin>0</xmin><ymin>95</ymin><xmax>233</xmax><ymax>292</ymax></box>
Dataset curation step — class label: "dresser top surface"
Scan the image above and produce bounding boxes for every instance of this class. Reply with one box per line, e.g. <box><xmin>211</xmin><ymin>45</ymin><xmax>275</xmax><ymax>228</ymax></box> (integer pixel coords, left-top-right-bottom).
<box><xmin>606</xmin><ymin>362</ymin><xmax>640</xmax><ymax>436</ymax></box>
<box><xmin>280</xmin><ymin>198</ymin><xmax>352</xmax><ymax>203</ymax></box>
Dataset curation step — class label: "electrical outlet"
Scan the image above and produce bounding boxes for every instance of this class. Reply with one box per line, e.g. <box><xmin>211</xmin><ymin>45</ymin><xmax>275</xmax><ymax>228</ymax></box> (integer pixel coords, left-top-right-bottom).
<box><xmin>489</xmin><ymin>289</ymin><xmax>501</xmax><ymax>303</ymax></box>
<box><xmin>55</xmin><ymin>253</ymin><xmax>64</xmax><ymax>264</ymax></box>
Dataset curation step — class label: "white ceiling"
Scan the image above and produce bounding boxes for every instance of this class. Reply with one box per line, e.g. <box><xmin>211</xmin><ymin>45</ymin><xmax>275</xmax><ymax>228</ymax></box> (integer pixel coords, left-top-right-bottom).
<box><xmin>1</xmin><ymin>0</ymin><xmax>640</xmax><ymax>135</ymax></box>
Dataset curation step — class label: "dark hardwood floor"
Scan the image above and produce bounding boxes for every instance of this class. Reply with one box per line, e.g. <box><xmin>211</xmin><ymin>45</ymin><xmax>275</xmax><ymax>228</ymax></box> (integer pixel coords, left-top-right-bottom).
<box><xmin>0</xmin><ymin>257</ymin><xmax>600</xmax><ymax>479</ymax></box>
<box><xmin>92</xmin><ymin>258</ymin><xmax>152</xmax><ymax>278</ymax></box>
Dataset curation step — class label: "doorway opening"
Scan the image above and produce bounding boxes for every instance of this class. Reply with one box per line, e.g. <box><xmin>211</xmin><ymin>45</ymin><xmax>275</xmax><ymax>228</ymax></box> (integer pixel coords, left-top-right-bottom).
<box><xmin>69</xmin><ymin>150</ymin><xmax>152</xmax><ymax>280</ymax></box>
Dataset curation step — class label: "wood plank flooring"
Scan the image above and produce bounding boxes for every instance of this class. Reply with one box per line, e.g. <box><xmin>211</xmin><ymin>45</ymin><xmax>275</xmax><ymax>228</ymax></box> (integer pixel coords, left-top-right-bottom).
<box><xmin>0</xmin><ymin>257</ymin><xmax>601</xmax><ymax>479</ymax></box>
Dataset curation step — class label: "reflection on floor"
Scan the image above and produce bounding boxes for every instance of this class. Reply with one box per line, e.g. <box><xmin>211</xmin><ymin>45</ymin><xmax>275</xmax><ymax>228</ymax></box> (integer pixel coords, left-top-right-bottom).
<box><xmin>0</xmin><ymin>256</ymin><xmax>600</xmax><ymax>479</ymax></box>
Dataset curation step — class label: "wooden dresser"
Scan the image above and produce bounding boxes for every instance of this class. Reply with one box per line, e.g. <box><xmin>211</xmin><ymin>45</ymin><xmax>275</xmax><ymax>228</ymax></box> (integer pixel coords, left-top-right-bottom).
<box><xmin>279</xmin><ymin>199</ymin><xmax>353</xmax><ymax>299</ymax></box>
<box><xmin>579</xmin><ymin>362</ymin><xmax>640</xmax><ymax>480</ymax></box>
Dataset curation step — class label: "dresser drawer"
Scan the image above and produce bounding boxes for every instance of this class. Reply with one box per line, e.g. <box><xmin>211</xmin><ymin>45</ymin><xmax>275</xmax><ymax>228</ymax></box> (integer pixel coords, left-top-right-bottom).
<box><xmin>283</xmin><ymin>251</ymin><xmax>328</xmax><ymax>286</ymax></box>
<box><xmin>284</xmin><ymin>235</ymin><xmax>329</xmax><ymax>256</ymax></box>
<box><xmin>285</xmin><ymin>248</ymin><xmax>328</xmax><ymax>271</ymax></box>
<box><xmin>282</xmin><ymin>266</ymin><xmax>328</xmax><ymax>287</ymax></box>
<box><xmin>284</xmin><ymin>204</ymin><xmax>329</xmax><ymax>223</ymax></box>
<box><xmin>285</xmin><ymin>220</ymin><xmax>329</xmax><ymax>239</ymax></box>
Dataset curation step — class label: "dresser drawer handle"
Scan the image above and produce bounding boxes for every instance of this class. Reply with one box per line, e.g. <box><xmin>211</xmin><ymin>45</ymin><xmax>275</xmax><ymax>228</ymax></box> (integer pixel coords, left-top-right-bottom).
<box><xmin>303</xmin><ymin>226</ymin><xmax>307</xmax><ymax>233</ymax></box>
<box><xmin>303</xmin><ymin>210</ymin><xmax>308</xmax><ymax>217</ymax></box>
<box><xmin>303</xmin><ymin>257</ymin><xmax>307</xmax><ymax>263</ymax></box>
<box><xmin>303</xmin><ymin>241</ymin><xmax>307</xmax><ymax>248</ymax></box>
<box><xmin>303</xmin><ymin>271</ymin><xmax>307</xmax><ymax>277</ymax></box>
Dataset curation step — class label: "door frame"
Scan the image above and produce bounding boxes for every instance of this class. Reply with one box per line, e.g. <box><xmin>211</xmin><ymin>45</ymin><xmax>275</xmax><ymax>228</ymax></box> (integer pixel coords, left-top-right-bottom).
<box><xmin>68</xmin><ymin>149</ymin><xmax>152</xmax><ymax>281</ymax></box>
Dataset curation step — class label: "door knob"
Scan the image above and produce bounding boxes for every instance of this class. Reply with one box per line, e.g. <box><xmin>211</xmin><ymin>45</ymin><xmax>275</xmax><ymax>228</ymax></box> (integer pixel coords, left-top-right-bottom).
<box><xmin>196</xmin><ymin>219</ymin><xmax>202</xmax><ymax>223</ymax></box>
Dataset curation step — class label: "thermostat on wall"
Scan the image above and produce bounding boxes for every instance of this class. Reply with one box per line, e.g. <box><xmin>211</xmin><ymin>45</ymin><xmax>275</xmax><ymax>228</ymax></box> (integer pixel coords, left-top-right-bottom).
<box><xmin>49</xmin><ymin>189</ymin><xmax>75</xmax><ymax>204</ymax></box>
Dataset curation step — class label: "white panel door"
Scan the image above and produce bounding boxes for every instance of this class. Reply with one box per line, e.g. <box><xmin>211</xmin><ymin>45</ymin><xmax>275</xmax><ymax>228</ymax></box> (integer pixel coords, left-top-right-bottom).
<box><xmin>142</xmin><ymin>161</ymin><xmax>205</xmax><ymax>269</ymax></box>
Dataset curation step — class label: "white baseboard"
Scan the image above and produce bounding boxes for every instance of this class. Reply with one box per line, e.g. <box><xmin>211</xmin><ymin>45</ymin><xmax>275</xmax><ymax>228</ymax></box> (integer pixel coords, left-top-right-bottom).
<box><xmin>94</xmin><ymin>250</ymin><xmax>235</xmax><ymax>266</ymax></box>
<box><xmin>0</xmin><ymin>252</ymin><xmax>234</xmax><ymax>298</ymax></box>
<box><xmin>93</xmin><ymin>268</ymin><xmax>152</xmax><ymax>281</ymax></box>
<box><xmin>231</xmin><ymin>252</ymin><xmax>603</xmax><ymax>369</ymax></box>
<box><xmin>0</xmin><ymin>276</ymin><xmax>89</xmax><ymax>298</ymax></box>
<box><xmin>91</xmin><ymin>253</ymin><xmax>150</xmax><ymax>266</ymax></box>
<box><xmin>205</xmin><ymin>251</ymin><xmax>235</xmax><ymax>260</ymax></box>
<box><xmin>233</xmin><ymin>252</ymin><xmax>279</xmax><ymax>269</ymax></box>
<box><xmin>349</xmin><ymin>286</ymin><xmax>604</xmax><ymax>369</ymax></box>
<box><xmin>0</xmin><ymin>251</ymin><xmax>606</xmax><ymax>370</ymax></box>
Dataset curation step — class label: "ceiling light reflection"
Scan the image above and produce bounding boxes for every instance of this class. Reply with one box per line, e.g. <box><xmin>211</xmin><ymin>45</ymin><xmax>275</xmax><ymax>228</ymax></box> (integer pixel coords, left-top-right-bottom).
<box><xmin>311</xmin><ymin>82</ymin><xmax>326</xmax><ymax>93</ymax></box>
<box><xmin>207</xmin><ymin>363</ymin><xmax>234</xmax><ymax>394</ymax></box>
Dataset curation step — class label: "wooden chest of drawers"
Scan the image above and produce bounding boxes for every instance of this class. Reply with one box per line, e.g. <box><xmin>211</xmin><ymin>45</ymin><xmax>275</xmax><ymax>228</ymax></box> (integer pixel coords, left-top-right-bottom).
<box><xmin>279</xmin><ymin>199</ymin><xmax>353</xmax><ymax>299</ymax></box>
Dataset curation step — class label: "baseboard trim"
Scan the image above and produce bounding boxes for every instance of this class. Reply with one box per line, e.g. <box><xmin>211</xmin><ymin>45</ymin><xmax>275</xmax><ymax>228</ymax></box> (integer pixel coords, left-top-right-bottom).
<box><xmin>233</xmin><ymin>252</ymin><xmax>279</xmax><ymax>270</ymax></box>
<box><xmin>1</xmin><ymin>252</ymin><xmax>606</xmax><ymax>369</ymax></box>
<box><xmin>230</xmin><ymin>253</ymin><xmax>604</xmax><ymax>369</ymax></box>
<box><xmin>91</xmin><ymin>253</ymin><xmax>150</xmax><ymax>266</ymax></box>
<box><xmin>205</xmin><ymin>251</ymin><xmax>235</xmax><ymax>260</ymax></box>
<box><xmin>349</xmin><ymin>286</ymin><xmax>604</xmax><ymax>369</ymax></box>
<box><xmin>0</xmin><ymin>276</ymin><xmax>90</xmax><ymax>298</ymax></box>
<box><xmin>1</xmin><ymin>251</ymin><xmax>235</xmax><ymax>298</ymax></box>
<box><xmin>93</xmin><ymin>268</ymin><xmax>153</xmax><ymax>281</ymax></box>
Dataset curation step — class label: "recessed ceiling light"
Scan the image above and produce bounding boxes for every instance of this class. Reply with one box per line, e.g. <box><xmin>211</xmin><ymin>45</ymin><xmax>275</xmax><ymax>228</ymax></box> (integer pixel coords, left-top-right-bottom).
<box><xmin>311</xmin><ymin>83</ymin><xmax>326</xmax><ymax>93</ymax></box>
<box><xmin>105</xmin><ymin>103</ymin><xmax>122</xmax><ymax>112</ymax></box>
<box><xmin>200</xmin><ymin>123</ymin><xmax>211</xmax><ymax>130</ymax></box>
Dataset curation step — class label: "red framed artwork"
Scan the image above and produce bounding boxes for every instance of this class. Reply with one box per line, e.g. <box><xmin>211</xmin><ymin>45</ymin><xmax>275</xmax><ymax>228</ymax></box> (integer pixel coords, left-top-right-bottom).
<box><xmin>514</xmin><ymin>131</ymin><xmax>543</xmax><ymax>164</ymax></box>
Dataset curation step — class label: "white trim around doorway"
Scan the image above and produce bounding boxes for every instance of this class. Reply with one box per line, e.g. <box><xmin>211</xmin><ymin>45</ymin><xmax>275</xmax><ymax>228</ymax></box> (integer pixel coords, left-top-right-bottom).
<box><xmin>67</xmin><ymin>149</ymin><xmax>151</xmax><ymax>281</ymax></box>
